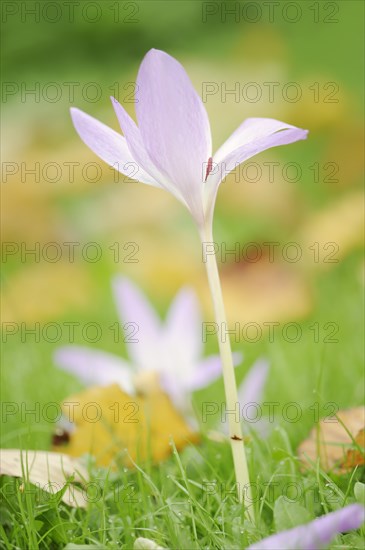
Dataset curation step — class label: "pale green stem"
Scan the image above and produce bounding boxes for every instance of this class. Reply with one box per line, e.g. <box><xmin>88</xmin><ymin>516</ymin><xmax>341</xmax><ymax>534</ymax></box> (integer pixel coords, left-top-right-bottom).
<box><xmin>201</xmin><ymin>222</ymin><xmax>253</xmax><ymax>518</ymax></box>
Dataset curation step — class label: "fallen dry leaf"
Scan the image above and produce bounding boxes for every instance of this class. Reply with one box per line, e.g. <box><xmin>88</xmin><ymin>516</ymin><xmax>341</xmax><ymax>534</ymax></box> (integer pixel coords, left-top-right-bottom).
<box><xmin>0</xmin><ymin>449</ymin><xmax>88</xmax><ymax>507</ymax></box>
<box><xmin>218</xmin><ymin>257</ymin><xmax>312</xmax><ymax>326</ymax></box>
<box><xmin>54</xmin><ymin>383</ymin><xmax>199</xmax><ymax>467</ymax></box>
<box><xmin>342</xmin><ymin>428</ymin><xmax>365</xmax><ymax>470</ymax></box>
<box><xmin>298</xmin><ymin>406</ymin><xmax>365</xmax><ymax>472</ymax></box>
<box><xmin>1</xmin><ymin>262</ymin><xmax>94</xmax><ymax>323</ymax></box>
<box><xmin>298</xmin><ymin>192</ymin><xmax>364</xmax><ymax>270</ymax></box>
<box><xmin>324</xmin><ymin>122</ymin><xmax>364</xmax><ymax>188</ymax></box>
<box><xmin>134</xmin><ymin>537</ymin><xmax>166</xmax><ymax>549</ymax></box>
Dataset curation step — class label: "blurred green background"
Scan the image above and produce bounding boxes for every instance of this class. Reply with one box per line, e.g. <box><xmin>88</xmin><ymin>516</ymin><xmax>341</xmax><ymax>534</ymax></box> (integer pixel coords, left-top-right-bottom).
<box><xmin>1</xmin><ymin>1</ymin><xmax>364</xmax><ymax>450</ymax></box>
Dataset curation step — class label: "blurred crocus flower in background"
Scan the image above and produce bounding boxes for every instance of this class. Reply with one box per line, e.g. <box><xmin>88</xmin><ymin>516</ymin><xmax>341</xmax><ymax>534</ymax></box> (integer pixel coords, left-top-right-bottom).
<box><xmin>238</xmin><ymin>358</ymin><xmax>269</xmax><ymax>423</ymax></box>
<box><xmin>54</xmin><ymin>276</ymin><xmax>242</xmax><ymax>413</ymax></box>
<box><xmin>70</xmin><ymin>48</ymin><xmax>308</xmax><ymax>231</ymax></box>
<box><xmin>216</xmin><ymin>359</ymin><xmax>270</xmax><ymax>438</ymax></box>
<box><xmin>247</xmin><ymin>504</ymin><xmax>365</xmax><ymax>550</ymax></box>
<box><xmin>237</xmin><ymin>358</ymin><xmax>270</xmax><ymax>434</ymax></box>
<box><xmin>239</xmin><ymin>359</ymin><xmax>274</xmax><ymax>438</ymax></box>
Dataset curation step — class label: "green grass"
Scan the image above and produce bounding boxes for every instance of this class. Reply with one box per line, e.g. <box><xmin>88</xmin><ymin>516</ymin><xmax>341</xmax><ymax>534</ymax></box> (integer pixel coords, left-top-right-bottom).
<box><xmin>1</xmin><ymin>252</ymin><xmax>364</xmax><ymax>549</ymax></box>
<box><xmin>0</xmin><ymin>434</ymin><xmax>364</xmax><ymax>549</ymax></box>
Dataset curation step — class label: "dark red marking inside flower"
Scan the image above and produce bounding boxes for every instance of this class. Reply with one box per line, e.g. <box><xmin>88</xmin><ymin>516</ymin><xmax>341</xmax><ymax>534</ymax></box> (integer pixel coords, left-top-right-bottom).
<box><xmin>205</xmin><ymin>157</ymin><xmax>213</xmax><ymax>181</ymax></box>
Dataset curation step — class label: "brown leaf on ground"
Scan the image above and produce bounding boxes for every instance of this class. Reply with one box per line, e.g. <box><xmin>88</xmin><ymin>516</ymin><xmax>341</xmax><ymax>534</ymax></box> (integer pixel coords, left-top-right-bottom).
<box><xmin>0</xmin><ymin>449</ymin><xmax>88</xmax><ymax>507</ymax></box>
<box><xmin>219</xmin><ymin>257</ymin><xmax>312</xmax><ymax>326</ymax></box>
<box><xmin>298</xmin><ymin>406</ymin><xmax>365</xmax><ymax>472</ymax></box>
<box><xmin>342</xmin><ymin>428</ymin><xmax>365</xmax><ymax>470</ymax></box>
<box><xmin>1</xmin><ymin>262</ymin><xmax>94</xmax><ymax>323</ymax></box>
<box><xmin>298</xmin><ymin>192</ymin><xmax>364</xmax><ymax>271</ymax></box>
<box><xmin>134</xmin><ymin>538</ymin><xmax>166</xmax><ymax>549</ymax></box>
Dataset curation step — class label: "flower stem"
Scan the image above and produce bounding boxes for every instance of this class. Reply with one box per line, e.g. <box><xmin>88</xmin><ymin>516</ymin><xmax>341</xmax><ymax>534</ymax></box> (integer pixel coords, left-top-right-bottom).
<box><xmin>201</xmin><ymin>223</ymin><xmax>253</xmax><ymax>518</ymax></box>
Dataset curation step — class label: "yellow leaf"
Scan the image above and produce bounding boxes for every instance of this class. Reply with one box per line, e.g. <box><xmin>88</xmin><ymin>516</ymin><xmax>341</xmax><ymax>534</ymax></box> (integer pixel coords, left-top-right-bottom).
<box><xmin>54</xmin><ymin>384</ymin><xmax>199</xmax><ymax>467</ymax></box>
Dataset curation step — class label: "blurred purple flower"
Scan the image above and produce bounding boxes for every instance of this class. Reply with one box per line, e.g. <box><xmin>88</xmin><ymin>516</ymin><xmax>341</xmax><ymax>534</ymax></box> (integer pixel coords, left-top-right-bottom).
<box><xmin>70</xmin><ymin>49</ymin><xmax>308</xmax><ymax>230</ymax></box>
<box><xmin>238</xmin><ymin>358</ymin><xmax>269</xmax><ymax>418</ymax></box>
<box><xmin>54</xmin><ymin>276</ymin><xmax>242</xmax><ymax>412</ymax></box>
<box><xmin>239</xmin><ymin>358</ymin><xmax>271</xmax><ymax>437</ymax></box>
<box><xmin>219</xmin><ymin>359</ymin><xmax>270</xmax><ymax>436</ymax></box>
<box><xmin>248</xmin><ymin>504</ymin><xmax>365</xmax><ymax>550</ymax></box>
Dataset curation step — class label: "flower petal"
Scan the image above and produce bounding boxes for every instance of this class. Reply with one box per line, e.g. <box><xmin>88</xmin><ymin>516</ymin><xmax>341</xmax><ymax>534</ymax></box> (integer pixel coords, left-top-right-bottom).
<box><xmin>162</xmin><ymin>287</ymin><xmax>203</xmax><ymax>376</ymax></box>
<box><xmin>110</xmin><ymin>97</ymin><xmax>168</xmax><ymax>190</ymax></box>
<box><xmin>112</xmin><ymin>276</ymin><xmax>162</xmax><ymax>372</ymax></box>
<box><xmin>70</xmin><ymin>107</ymin><xmax>158</xmax><ymax>186</ymax></box>
<box><xmin>206</xmin><ymin>118</ymin><xmax>308</xmax><ymax>195</ymax></box>
<box><xmin>186</xmin><ymin>352</ymin><xmax>243</xmax><ymax>391</ymax></box>
<box><xmin>160</xmin><ymin>353</ymin><xmax>241</xmax><ymax>415</ymax></box>
<box><xmin>54</xmin><ymin>346</ymin><xmax>134</xmax><ymax>394</ymax></box>
<box><xmin>159</xmin><ymin>373</ymin><xmax>190</xmax><ymax>414</ymax></box>
<box><xmin>247</xmin><ymin>504</ymin><xmax>365</xmax><ymax>550</ymax></box>
<box><xmin>204</xmin><ymin>118</ymin><xmax>308</xmax><ymax>220</ymax></box>
<box><xmin>135</xmin><ymin>49</ymin><xmax>212</xmax><ymax>224</ymax></box>
<box><xmin>237</xmin><ymin>359</ymin><xmax>269</xmax><ymax>411</ymax></box>
<box><xmin>214</xmin><ymin>117</ymin><xmax>308</xmax><ymax>167</ymax></box>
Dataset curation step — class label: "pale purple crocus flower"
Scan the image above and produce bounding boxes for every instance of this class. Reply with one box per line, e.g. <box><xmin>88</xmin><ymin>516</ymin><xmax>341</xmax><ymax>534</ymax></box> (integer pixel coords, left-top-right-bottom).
<box><xmin>247</xmin><ymin>504</ymin><xmax>365</xmax><ymax>550</ymax></box>
<box><xmin>54</xmin><ymin>276</ymin><xmax>242</xmax><ymax>412</ymax></box>
<box><xmin>70</xmin><ymin>48</ymin><xmax>308</xmax><ymax>232</ymax></box>
<box><xmin>69</xmin><ymin>49</ymin><xmax>308</xmax><ymax>508</ymax></box>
